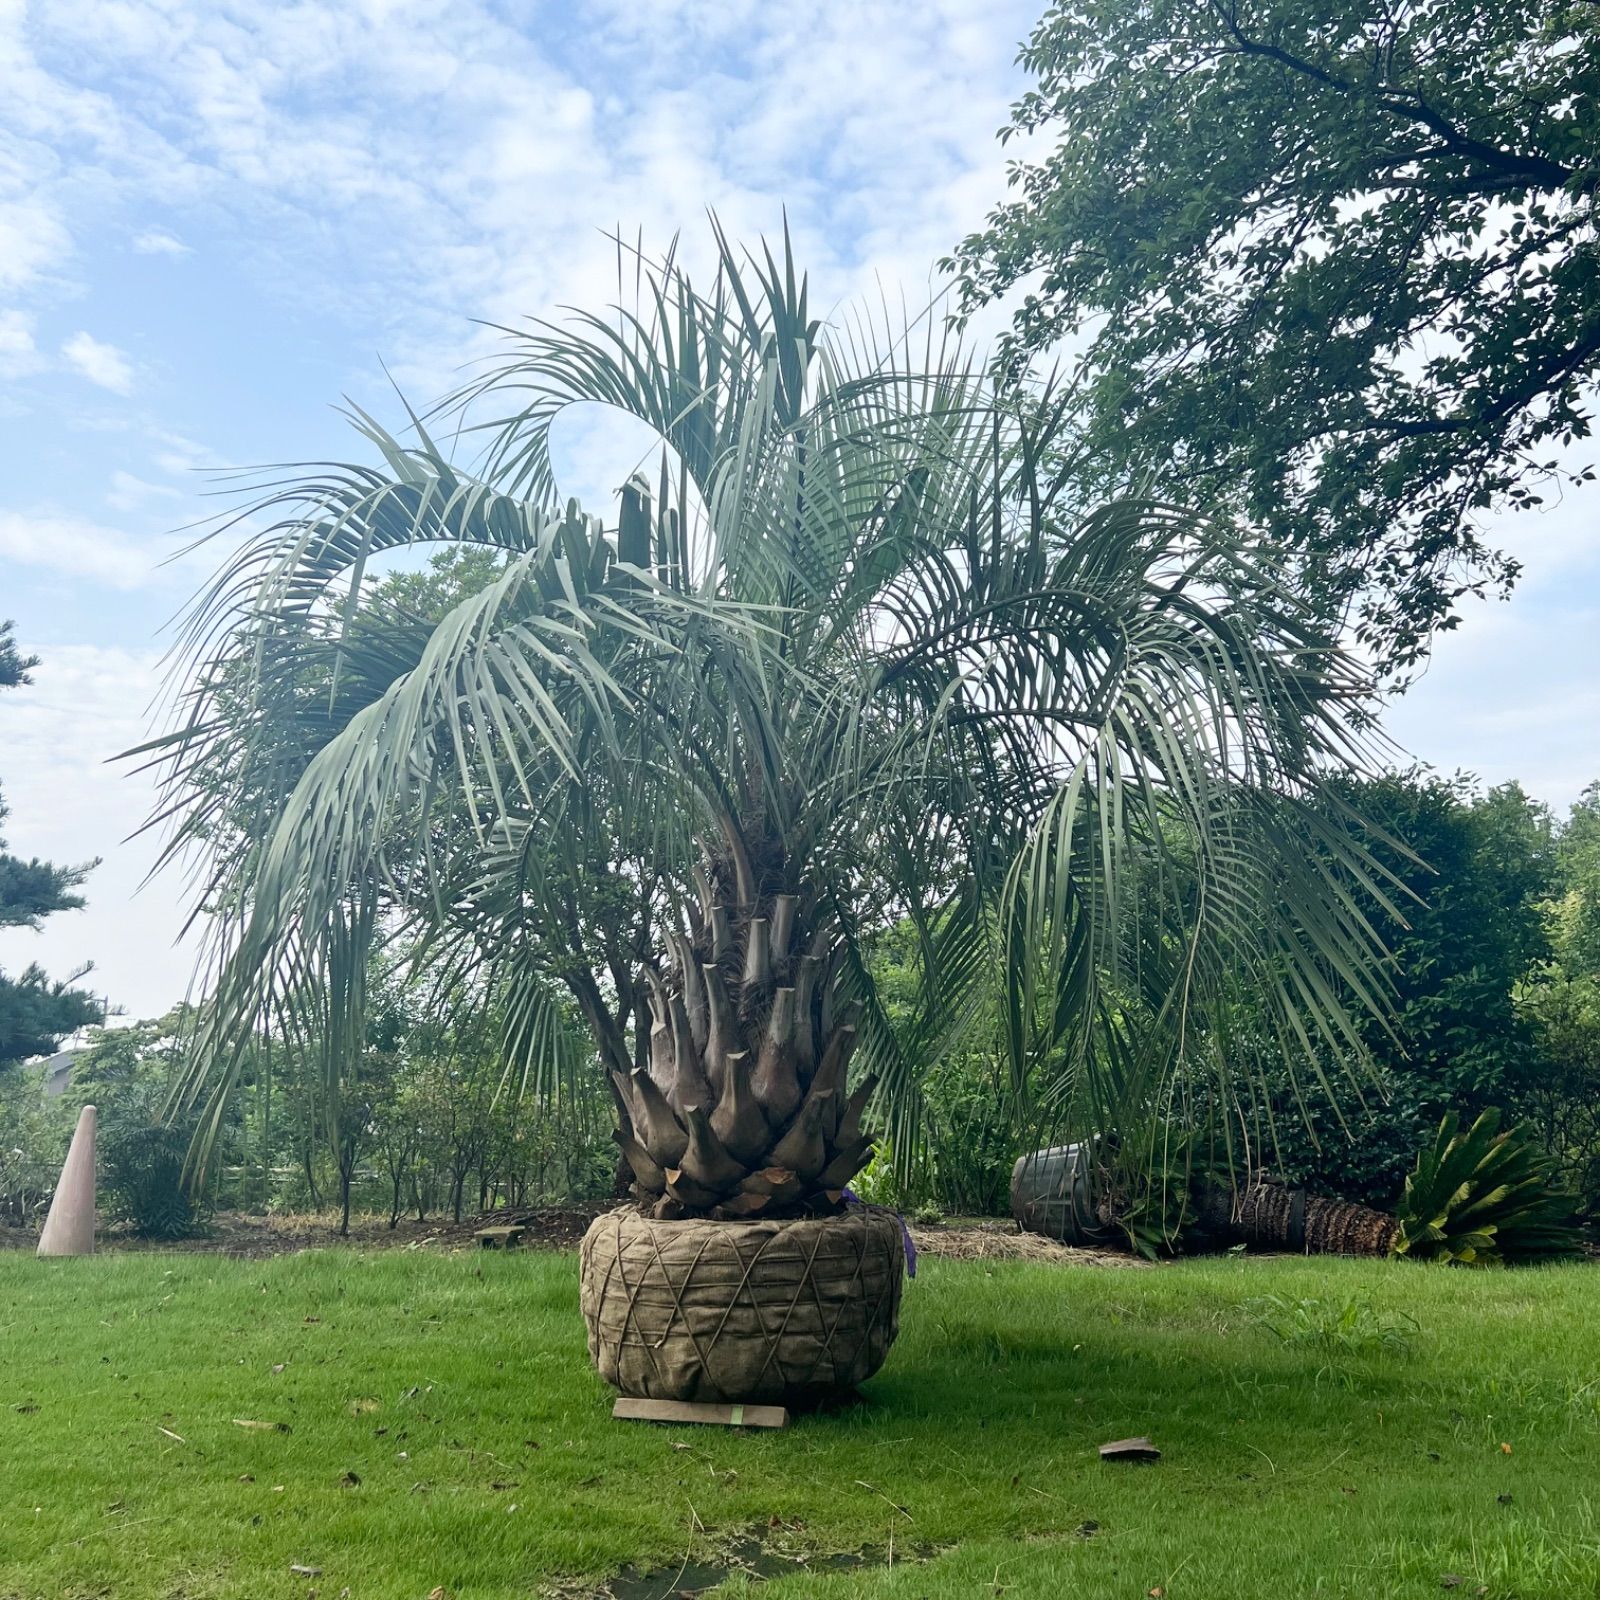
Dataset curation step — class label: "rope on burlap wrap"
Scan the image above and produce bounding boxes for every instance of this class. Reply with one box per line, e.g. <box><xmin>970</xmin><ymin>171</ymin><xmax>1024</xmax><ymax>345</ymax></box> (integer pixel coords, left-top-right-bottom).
<box><xmin>579</xmin><ymin>1204</ymin><xmax>906</xmax><ymax>1402</ymax></box>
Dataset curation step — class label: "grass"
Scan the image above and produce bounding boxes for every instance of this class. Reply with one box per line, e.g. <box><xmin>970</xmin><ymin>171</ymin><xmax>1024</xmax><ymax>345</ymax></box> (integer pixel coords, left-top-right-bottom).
<box><xmin>1</xmin><ymin>1246</ymin><xmax>1597</xmax><ymax>1599</ymax></box>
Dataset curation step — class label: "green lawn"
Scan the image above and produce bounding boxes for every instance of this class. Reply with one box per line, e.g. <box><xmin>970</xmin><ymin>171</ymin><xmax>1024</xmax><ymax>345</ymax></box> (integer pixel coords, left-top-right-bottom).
<box><xmin>1</xmin><ymin>1246</ymin><xmax>1596</xmax><ymax>1600</ymax></box>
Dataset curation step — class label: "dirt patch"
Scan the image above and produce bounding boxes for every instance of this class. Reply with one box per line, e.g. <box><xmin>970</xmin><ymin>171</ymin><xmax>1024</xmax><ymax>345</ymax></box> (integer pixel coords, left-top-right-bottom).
<box><xmin>0</xmin><ymin>1203</ymin><xmax>612</xmax><ymax>1259</ymax></box>
<box><xmin>542</xmin><ymin>1529</ymin><xmax>945</xmax><ymax>1599</ymax></box>
<box><xmin>2</xmin><ymin>1206</ymin><xmax>1151</xmax><ymax>1267</ymax></box>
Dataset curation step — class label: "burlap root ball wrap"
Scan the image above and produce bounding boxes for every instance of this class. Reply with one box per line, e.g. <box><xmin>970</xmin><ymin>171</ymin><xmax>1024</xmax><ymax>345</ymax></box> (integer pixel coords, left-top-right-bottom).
<box><xmin>579</xmin><ymin>1204</ymin><xmax>905</xmax><ymax>1402</ymax></box>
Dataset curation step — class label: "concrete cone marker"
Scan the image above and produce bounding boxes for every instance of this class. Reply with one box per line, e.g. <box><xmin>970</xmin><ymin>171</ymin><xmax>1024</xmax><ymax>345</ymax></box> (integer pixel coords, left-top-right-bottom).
<box><xmin>38</xmin><ymin>1104</ymin><xmax>96</xmax><ymax>1258</ymax></box>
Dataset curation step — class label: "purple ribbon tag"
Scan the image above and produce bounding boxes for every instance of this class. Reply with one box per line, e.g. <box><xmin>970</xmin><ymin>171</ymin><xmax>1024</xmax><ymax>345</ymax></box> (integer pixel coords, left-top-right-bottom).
<box><xmin>842</xmin><ymin>1187</ymin><xmax>916</xmax><ymax>1279</ymax></box>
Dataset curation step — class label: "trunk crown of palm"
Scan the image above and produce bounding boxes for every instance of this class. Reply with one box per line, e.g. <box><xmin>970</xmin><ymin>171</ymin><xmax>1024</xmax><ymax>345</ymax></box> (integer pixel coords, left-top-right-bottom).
<box><xmin>617</xmin><ymin>850</ymin><xmax>876</xmax><ymax>1217</ymax></box>
<box><xmin>142</xmin><ymin>225</ymin><xmax>1398</xmax><ymax>1216</ymax></box>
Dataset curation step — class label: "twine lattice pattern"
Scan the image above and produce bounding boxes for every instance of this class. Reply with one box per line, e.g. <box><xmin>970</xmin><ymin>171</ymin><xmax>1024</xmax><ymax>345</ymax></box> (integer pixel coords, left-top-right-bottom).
<box><xmin>580</xmin><ymin>1205</ymin><xmax>905</xmax><ymax>1402</ymax></box>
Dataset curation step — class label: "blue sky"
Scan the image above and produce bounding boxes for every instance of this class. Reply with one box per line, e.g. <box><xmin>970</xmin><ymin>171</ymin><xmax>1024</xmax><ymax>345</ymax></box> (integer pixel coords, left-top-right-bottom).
<box><xmin>0</xmin><ymin>0</ymin><xmax>1595</xmax><ymax>1023</ymax></box>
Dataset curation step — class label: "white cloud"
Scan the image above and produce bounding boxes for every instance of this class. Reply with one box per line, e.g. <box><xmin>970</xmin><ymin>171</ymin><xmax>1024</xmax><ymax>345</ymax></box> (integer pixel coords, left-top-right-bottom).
<box><xmin>1383</xmin><ymin>470</ymin><xmax>1600</xmax><ymax>808</ymax></box>
<box><xmin>8</xmin><ymin>0</ymin><xmax>1042</xmax><ymax>409</ymax></box>
<box><xmin>106</xmin><ymin>469</ymin><xmax>182</xmax><ymax>512</ymax></box>
<box><xmin>61</xmin><ymin>329</ymin><xmax>135</xmax><ymax>393</ymax></box>
<box><xmin>0</xmin><ymin>193</ymin><xmax>71</xmax><ymax>293</ymax></box>
<box><xmin>131</xmin><ymin>227</ymin><xmax>190</xmax><ymax>256</ymax></box>
<box><xmin>0</xmin><ymin>307</ymin><xmax>42</xmax><ymax>376</ymax></box>
<box><xmin>0</xmin><ymin>508</ymin><xmax>155</xmax><ymax>588</ymax></box>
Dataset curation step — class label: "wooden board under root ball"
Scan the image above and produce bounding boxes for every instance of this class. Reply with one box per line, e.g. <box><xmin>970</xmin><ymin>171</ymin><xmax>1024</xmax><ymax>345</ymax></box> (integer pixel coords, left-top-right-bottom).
<box><xmin>612</xmin><ymin>1397</ymin><xmax>788</xmax><ymax>1429</ymax></box>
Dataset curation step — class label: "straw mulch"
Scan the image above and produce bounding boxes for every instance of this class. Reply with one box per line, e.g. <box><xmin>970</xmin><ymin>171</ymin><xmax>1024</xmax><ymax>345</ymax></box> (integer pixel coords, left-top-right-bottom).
<box><xmin>908</xmin><ymin>1221</ymin><xmax>1152</xmax><ymax>1268</ymax></box>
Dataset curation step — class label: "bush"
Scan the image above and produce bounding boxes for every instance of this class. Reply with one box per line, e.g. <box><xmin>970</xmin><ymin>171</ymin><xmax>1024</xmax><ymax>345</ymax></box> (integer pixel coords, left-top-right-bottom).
<box><xmin>849</xmin><ymin>1051</ymin><xmax>1017</xmax><ymax>1221</ymax></box>
<box><xmin>0</xmin><ymin>1068</ymin><xmax>70</xmax><ymax>1227</ymax></box>
<box><xmin>1392</xmin><ymin>1110</ymin><xmax>1582</xmax><ymax>1266</ymax></box>
<box><xmin>101</xmin><ymin>1122</ymin><xmax>197</xmax><ymax>1239</ymax></box>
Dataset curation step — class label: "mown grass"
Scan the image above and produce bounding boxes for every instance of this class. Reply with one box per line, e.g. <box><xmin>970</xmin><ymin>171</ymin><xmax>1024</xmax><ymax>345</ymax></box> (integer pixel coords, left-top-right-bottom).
<box><xmin>1</xmin><ymin>1246</ymin><xmax>1597</xmax><ymax>1599</ymax></box>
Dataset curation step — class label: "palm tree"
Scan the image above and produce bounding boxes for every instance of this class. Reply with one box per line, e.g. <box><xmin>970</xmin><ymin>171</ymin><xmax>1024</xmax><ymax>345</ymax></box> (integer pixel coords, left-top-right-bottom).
<box><xmin>145</xmin><ymin>229</ymin><xmax>1395</xmax><ymax>1222</ymax></box>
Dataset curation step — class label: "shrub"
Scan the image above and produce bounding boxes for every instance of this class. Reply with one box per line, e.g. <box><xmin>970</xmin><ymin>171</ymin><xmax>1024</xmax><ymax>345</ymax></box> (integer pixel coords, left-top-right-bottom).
<box><xmin>0</xmin><ymin>1068</ymin><xmax>70</xmax><ymax>1227</ymax></box>
<box><xmin>101</xmin><ymin>1123</ymin><xmax>197</xmax><ymax>1239</ymax></box>
<box><xmin>1393</xmin><ymin>1110</ymin><xmax>1582</xmax><ymax>1266</ymax></box>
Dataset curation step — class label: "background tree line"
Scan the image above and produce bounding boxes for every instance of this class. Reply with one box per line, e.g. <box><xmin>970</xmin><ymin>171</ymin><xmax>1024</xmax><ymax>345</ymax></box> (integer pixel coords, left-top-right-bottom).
<box><xmin>5</xmin><ymin>768</ymin><xmax>1597</xmax><ymax>1237</ymax></box>
<box><xmin>1</xmin><ymin>965</ymin><xmax>615</xmax><ymax>1238</ymax></box>
<box><xmin>862</xmin><ymin>772</ymin><xmax>1600</xmax><ymax>1230</ymax></box>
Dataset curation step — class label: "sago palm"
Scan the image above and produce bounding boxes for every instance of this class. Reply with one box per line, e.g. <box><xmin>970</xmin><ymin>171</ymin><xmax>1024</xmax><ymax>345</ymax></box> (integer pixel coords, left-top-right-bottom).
<box><xmin>145</xmin><ymin>229</ymin><xmax>1395</xmax><ymax>1219</ymax></box>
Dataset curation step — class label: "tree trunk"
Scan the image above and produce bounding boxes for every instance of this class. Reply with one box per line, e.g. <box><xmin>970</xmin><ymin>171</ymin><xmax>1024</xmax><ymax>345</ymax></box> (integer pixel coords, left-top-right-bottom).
<box><xmin>1210</xmin><ymin>1180</ymin><xmax>1399</xmax><ymax>1256</ymax></box>
<box><xmin>596</xmin><ymin>838</ymin><xmax>877</xmax><ymax>1219</ymax></box>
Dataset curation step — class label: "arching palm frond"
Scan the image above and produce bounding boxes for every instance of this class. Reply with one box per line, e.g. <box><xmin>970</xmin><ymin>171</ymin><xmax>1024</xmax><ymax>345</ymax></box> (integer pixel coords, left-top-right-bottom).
<box><xmin>147</xmin><ymin>226</ymin><xmax>1398</xmax><ymax>1214</ymax></box>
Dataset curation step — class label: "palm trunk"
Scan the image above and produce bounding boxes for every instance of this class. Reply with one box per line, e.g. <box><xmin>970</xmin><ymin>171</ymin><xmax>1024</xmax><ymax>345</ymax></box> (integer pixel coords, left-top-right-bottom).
<box><xmin>1218</xmin><ymin>1181</ymin><xmax>1399</xmax><ymax>1256</ymax></box>
<box><xmin>604</xmin><ymin>836</ymin><xmax>876</xmax><ymax>1220</ymax></box>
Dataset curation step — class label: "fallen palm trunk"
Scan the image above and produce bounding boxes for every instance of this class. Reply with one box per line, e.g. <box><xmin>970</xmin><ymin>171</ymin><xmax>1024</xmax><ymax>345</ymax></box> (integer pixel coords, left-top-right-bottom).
<box><xmin>1012</xmin><ymin>1148</ymin><xmax>1397</xmax><ymax>1257</ymax></box>
<box><xmin>1013</xmin><ymin>1112</ymin><xmax>1582</xmax><ymax>1264</ymax></box>
<box><xmin>580</xmin><ymin>1204</ymin><xmax>905</xmax><ymax>1402</ymax></box>
<box><xmin>1220</xmin><ymin>1181</ymin><xmax>1398</xmax><ymax>1255</ymax></box>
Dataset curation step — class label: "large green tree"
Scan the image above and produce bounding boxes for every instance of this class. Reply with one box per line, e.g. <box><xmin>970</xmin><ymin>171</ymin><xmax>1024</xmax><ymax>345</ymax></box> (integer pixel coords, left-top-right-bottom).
<box><xmin>0</xmin><ymin>622</ymin><xmax>101</xmax><ymax>1067</ymax></box>
<box><xmin>148</xmin><ymin>231</ymin><xmax>1395</xmax><ymax>1219</ymax></box>
<box><xmin>950</xmin><ymin>0</ymin><xmax>1600</xmax><ymax>669</ymax></box>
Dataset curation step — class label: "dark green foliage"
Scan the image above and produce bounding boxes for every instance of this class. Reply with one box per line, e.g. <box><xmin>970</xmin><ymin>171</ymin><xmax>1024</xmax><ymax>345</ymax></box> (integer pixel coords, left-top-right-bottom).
<box><xmin>69</xmin><ymin>1012</ymin><xmax>204</xmax><ymax>1238</ymax></box>
<box><xmin>950</xmin><ymin>0</ymin><xmax>1600</xmax><ymax>669</ymax></box>
<box><xmin>1393</xmin><ymin>1110</ymin><xmax>1583</xmax><ymax>1265</ymax></box>
<box><xmin>0</xmin><ymin>1066</ymin><xmax>71</xmax><ymax>1226</ymax></box>
<box><xmin>0</xmin><ymin>622</ymin><xmax>36</xmax><ymax>689</ymax></box>
<box><xmin>0</xmin><ymin>965</ymin><xmax>102</xmax><ymax>1068</ymax></box>
<box><xmin>1516</xmin><ymin>966</ymin><xmax>1600</xmax><ymax>1226</ymax></box>
<box><xmin>1513</xmin><ymin>785</ymin><xmax>1600</xmax><ymax>1222</ymax></box>
<box><xmin>867</xmin><ymin>921</ymin><xmax>1016</xmax><ymax>1215</ymax></box>
<box><xmin>1244</xmin><ymin>773</ymin><xmax>1555</xmax><ymax>1208</ymax></box>
<box><xmin>0</xmin><ymin>621</ymin><xmax>100</xmax><ymax>1068</ymax></box>
<box><xmin>0</xmin><ymin>855</ymin><xmax>90</xmax><ymax>933</ymax></box>
<box><xmin>101</xmin><ymin>1123</ymin><xmax>196</xmax><ymax>1239</ymax></box>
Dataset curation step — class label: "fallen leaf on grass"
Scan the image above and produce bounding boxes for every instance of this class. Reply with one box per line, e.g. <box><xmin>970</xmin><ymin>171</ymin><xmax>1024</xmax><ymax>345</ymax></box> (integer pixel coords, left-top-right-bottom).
<box><xmin>338</xmin><ymin>1472</ymin><xmax>361</xmax><ymax>1488</ymax></box>
<box><xmin>1499</xmin><ymin>1442</ymin><xmax>1512</xmax><ymax>1455</ymax></box>
<box><xmin>347</xmin><ymin>1397</ymin><xmax>380</xmax><ymax>1415</ymax></box>
<box><xmin>1099</xmin><ymin>1437</ymin><xmax>1160</xmax><ymax>1463</ymax></box>
<box><xmin>288</xmin><ymin>1564</ymin><xmax>321</xmax><ymax>1577</ymax></box>
<box><xmin>233</xmin><ymin>1418</ymin><xmax>291</xmax><ymax>1433</ymax></box>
